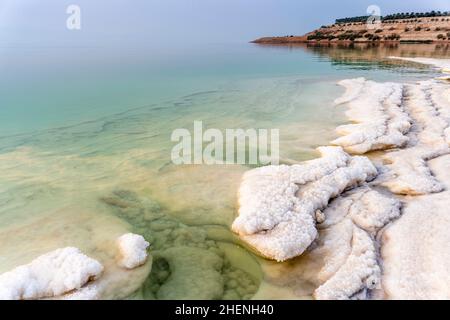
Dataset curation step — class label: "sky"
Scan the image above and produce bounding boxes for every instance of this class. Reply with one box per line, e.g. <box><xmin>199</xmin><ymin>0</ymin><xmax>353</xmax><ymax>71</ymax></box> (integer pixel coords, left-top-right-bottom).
<box><xmin>0</xmin><ymin>0</ymin><xmax>449</xmax><ymax>47</ymax></box>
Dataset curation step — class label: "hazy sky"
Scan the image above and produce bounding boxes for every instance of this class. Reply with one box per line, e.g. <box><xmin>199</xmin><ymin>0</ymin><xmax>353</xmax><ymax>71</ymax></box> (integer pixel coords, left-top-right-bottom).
<box><xmin>1</xmin><ymin>0</ymin><xmax>449</xmax><ymax>46</ymax></box>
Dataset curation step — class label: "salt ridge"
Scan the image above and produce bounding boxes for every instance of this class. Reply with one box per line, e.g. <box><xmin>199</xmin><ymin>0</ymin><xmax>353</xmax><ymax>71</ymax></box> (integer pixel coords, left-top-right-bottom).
<box><xmin>332</xmin><ymin>78</ymin><xmax>411</xmax><ymax>154</ymax></box>
<box><xmin>233</xmin><ymin>59</ymin><xmax>450</xmax><ymax>299</ymax></box>
<box><xmin>0</xmin><ymin>247</ymin><xmax>103</xmax><ymax>300</ymax></box>
<box><xmin>232</xmin><ymin>146</ymin><xmax>377</xmax><ymax>262</ymax></box>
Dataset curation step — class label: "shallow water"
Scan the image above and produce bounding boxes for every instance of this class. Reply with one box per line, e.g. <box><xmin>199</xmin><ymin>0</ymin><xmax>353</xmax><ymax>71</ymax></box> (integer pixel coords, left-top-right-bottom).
<box><xmin>0</xmin><ymin>43</ymin><xmax>445</xmax><ymax>299</ymax></box>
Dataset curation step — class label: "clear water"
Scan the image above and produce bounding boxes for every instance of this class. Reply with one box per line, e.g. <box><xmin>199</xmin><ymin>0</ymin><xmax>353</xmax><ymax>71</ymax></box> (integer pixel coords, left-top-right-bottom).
<box><xmin>0</xmin><ymin>42</ymin><xmax>445</xmax><ymax>299</ymax></box>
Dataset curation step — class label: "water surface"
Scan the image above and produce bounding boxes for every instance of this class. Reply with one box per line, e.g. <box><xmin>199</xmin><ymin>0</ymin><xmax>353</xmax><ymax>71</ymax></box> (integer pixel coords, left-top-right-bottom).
<box><xmin>0</xmin><ymin>42</ymin><xmax>445</xmax><ymax>299</ymax></box>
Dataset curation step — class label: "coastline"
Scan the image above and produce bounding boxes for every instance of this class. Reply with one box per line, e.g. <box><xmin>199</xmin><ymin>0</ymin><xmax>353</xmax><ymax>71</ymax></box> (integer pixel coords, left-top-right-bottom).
<box><xmin>253</xmin><ymin>15</ymin><xmax>450</xmax><ymax>45</ymax></box>
<box><xmin>233</xmin><ymin>57</ymin><xmax>450</xmax><ymax>299</ymax></box>
<box><xmin>252</xmin><ymin>37</ymin><xmax>450</xmax><ymax>44</ymax></box>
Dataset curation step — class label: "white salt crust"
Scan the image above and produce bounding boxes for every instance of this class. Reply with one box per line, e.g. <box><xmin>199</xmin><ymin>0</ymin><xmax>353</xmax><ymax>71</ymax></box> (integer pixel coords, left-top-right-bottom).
<box><xmin>236</xmin><ymin>65</ymin><xmax>450</xmax><ymax>299</ymax></box>
<box><xmin>334</xmin><ymin>77</ymin><xmax>450</xmax><ymax>195</ymax></box>
<box><xmin>332</xmin><ymin>78</ymin><xmax>411</xmax><ymax>154</ymax></box>
<box><xmin>0</xmin><ymin>247</ymin><xmax>103</xmax><ymax>300</ymax></box>
<box><xmin>0</xmin><ymin>232</ymin><xmax>152</xmax><ymax>300</ymax></box>
<box><xmin>232</xmin><ymin>146</ymin><xmax>377</xmax><ymax>262</ymax></box>
<box><xmin>116</xmin><ymin>233</ymin><xmax>150</xmax><ymax>269</ymax></box>
<box><xmin>314</xmin><ymin>224</ymin><xmax>379</xmax><ymax>300</ymax></box>
<box><xmin>320</xmin><ymin>187</ymin><xmax>401</xmax><ymax>235</ymax></box>
<box><xmin>312</xmin><ymin>187</ymin><xmax>401</xmax><ymax>299</ymax></box>
<box><xmin>381</xmin><ymin>155</ymin><xmax>450</xmax><ymax>299</ymax></box>
<box><xmin>381</xmin><ymin>81</ymin><xmax>450</xmax><ymax>195</ymax></box>
<box><xmin>317</xmin><ymin>76</ymin><xmax>450</xmax><ymax>299</ymax></box>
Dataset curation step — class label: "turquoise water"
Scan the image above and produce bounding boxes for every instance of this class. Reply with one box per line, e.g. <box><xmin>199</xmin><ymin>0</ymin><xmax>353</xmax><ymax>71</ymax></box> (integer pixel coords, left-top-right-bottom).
<box><xmin>0</xmin><ymin>43</ymin><xmax>442</xmax><ymax>299</ymax></box>
<box><xmin>0</xmin><ymin>43</ymin><xmax>433</xmax><ymax>135</ymax></box>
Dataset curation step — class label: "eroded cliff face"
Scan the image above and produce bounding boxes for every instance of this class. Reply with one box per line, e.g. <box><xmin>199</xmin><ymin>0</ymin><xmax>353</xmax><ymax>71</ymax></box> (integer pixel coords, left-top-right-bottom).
<box><xmin>253</xmin><ymin>16</ymin><xmax>450</xmax><ymax>44</ymax></box>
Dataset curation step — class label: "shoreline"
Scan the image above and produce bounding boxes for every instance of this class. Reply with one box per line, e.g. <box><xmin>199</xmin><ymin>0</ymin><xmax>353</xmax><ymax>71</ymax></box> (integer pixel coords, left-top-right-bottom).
<box><xmin>252</xmin><ymin>38</ymin><xmax>450</xmax><ymax>44</ymax></box>
<box><xmin>233</xmin><ymin>57</ymin><xmax>450</xmax><ymax>299</ymax></box>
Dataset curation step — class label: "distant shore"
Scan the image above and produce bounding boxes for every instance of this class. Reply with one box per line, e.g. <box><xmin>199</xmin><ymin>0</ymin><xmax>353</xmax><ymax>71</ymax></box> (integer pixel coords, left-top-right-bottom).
<box><xmin>253</xmin><ymin>15</ymin><xmax>450</xmax><ymax>44</ymax></box>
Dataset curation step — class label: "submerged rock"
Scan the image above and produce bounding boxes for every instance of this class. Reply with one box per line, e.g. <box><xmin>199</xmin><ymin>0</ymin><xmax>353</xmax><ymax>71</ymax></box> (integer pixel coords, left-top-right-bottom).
<box><xmin>101</xmin><ymin>190</ymin><xmax>260</xmax><ymax>300</ymax></box>
<box><xmin>116</xmin><ymin>233</ymin><xmax>150</xmax><ymax>269</ymax></box>
<box><xmin>150</xmin><ymin>246</ymin><xmax>224</xmax><ymax>300</ymax></box>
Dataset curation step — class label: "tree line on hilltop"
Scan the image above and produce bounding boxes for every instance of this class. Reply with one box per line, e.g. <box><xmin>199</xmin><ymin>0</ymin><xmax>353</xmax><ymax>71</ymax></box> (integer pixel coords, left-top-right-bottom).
<box><xmin>335</xmin><ymin>11</ymin><xmax>450</xmax><ymax>24</ymax></box>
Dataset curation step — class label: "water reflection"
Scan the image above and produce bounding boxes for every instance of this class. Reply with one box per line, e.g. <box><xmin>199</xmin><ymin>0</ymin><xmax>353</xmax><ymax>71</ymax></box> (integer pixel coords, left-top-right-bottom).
<box><xmin>254</xmin><ymin>42</ymin><xmax>450</xmax><ymax>71</ymax></box>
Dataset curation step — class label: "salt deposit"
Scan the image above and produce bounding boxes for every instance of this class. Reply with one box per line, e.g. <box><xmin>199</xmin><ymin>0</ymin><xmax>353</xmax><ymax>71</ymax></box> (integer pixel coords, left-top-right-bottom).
<box><xmin>116</xmin><ymin>233</ymin><xmax>150</xmax><ymax>269</ymax></box>
<box><xmin>0</xmin><ymin>247</ymin><xmax>103</xmax><ymax>300</ymax></box>
<box><xmin>332</xmin><ymin>78</ymin><xmax>411</xmax><ymax>154</ymax></box>
<box><xmin>311</xmin><ymin>187</ymin><xmax>400</xmax><ymax>299</ymax></box>
<box><xmin>232</xmin><ymin>146</ymin><xmax>377</xmax><ymax>262</ymax></box>
<box><xmin>234</xmin><ymin>59</ymin><xmax>450</xmax><ymax>300</ymax></box>
<box><xmin>314</xmin><ymin>225</ymin><xmax>379</xmax><ymax>300</ymax></box>
<box><xmin>381</xmin><ymin>155</ymin><xmax>450</xmax><ymax>299</ymax></box>
<box><xmin>381</xmin><ymin>81</ymin><xmax>450</xmax><ymax>195</ymax></box>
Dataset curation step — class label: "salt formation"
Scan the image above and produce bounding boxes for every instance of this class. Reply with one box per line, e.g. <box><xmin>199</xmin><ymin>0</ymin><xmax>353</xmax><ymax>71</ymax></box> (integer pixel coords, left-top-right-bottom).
<box><xmin>320</xmin><ymin>187</ymin><xmax>401</xmax><ymax>235</ymax></box>
<box><xmin>0</xmin><ymin>247</ymin><xmax>103</xmax><ymax>300</ymax></box>
<box><xmin>314</xmin><ymin>224</ymin><xmax>379</xmax><ymax>300</ymax></box>
<box><xmin>318</xmin><ymin>72</ymin><xmax>450</xmax><ymax>299</ymax></box>
<box><xmin>333</xmin><ymin>77</ymin><xmax>450</xmax><ymax>195</ymax></box>
<box><xmin>381</xmin><ymin>155</ymin><xmax>450</xmax><ymax>299</ymax></box>
<box><xmin>116</xmin><ymin>233</ymin><xmax>150</xmax><ymax>269</ymax></box>
<box><xmin>234</xmin><ymin>63</ymin><xmax>450</xmax><ymax>300</ymax></box>
<box><xmin>313</xmin><ymin>188</ymin><xmax>401</xmax><ymax>299</ymax></box>
<box><xmin>381</xmin><ymin>81</ymin><xmax>450</xmax><ymax>195</ymax></box>
<box><xmin>232</xmin><ymin>146</ymin><xmax>377</xmax><ymax>262</ymax></box>
<box><xmin>331</xmin><ymin>78</ymin><xmax>411</xmax><ymax>154</ymax></box>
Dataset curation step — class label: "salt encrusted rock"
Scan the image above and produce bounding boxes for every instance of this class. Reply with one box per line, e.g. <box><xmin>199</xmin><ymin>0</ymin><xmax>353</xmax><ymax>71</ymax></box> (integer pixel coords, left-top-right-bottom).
<box><xmin>331</xmin><ymin>78</ymin><xmax>411</xmax><ymax>154</ymax></box>
<box><xmin>314</xmin><ymin>226</ymin><xmax>380</xmax><ymax>300</ymax></box>
<box><xmin>333</xmin><ymin>78</ymin><xmax>450</xmax><ymax>196</ymax></box>
<box><xmin>381</xmin><ymin>154</ymin><xmax>450</xmax><ymax>299</ymax></box>
<box><xmin>382</xmin><ymin>150</ymin><xmax>445</xmax><ymax>195</ymax></box>
<box><xmin>116</xmin><ymin>233</ymin><xmax>150</xmax><ymax>269</ymax></box>
<box><xmin>321</xmin><ymin>187</ymin><xmax>401</xmax><ymax>235</ymax></box>
<box><xmin>381</xmin><ymin>81</ymin><xmax>450</xmax><ymax>195</ymax></box>
<box><xmin>310</xmin><ymin>187</ymin><xmax>400</xmax><ymax>300</ymax></box>
<box><xmin>0</xmin><ymin>247</ymin><xmax>103</xmax><ymax>300</ymax></box>
<box><xmin>232</xmin><ymin>146</ymin><xmax>377</xmax><ymax>262</ymax></box>
<box><xmin>314</xmin><ymin>219</ymin><xmax>354</xmax><ymax>283</ymax></box>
